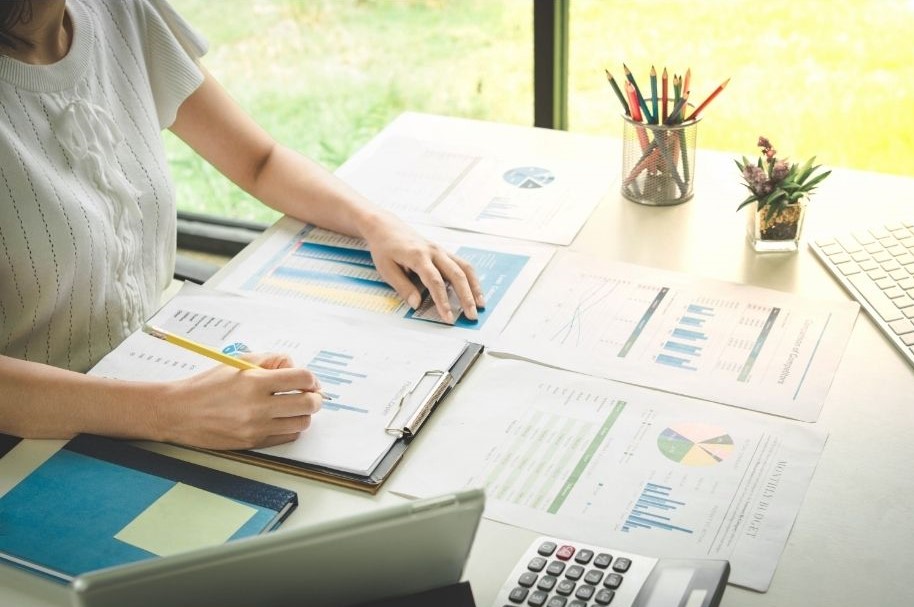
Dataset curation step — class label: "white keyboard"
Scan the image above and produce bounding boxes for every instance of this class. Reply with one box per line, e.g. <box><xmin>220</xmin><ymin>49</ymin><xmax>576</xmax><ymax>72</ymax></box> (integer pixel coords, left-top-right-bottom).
<box><xmin>810</xmin><ymin>220</ymin><xmax>914</xmax><ymax>368</ymax></box>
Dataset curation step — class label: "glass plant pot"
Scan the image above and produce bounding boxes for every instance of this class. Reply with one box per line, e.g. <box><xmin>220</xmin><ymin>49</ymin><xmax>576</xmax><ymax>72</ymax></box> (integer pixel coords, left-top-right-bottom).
<box><xmin>746</xmin><ymin>199</ymin><xmax>807</xmax><ymax>253</ymax></box>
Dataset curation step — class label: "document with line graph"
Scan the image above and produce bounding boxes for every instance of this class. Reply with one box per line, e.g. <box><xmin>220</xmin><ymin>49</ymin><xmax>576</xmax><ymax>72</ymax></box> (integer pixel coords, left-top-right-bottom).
<box><xmin>490</xmin><ymin>252</ymin><xmax>859</xmax><ymax>421</ymax></box>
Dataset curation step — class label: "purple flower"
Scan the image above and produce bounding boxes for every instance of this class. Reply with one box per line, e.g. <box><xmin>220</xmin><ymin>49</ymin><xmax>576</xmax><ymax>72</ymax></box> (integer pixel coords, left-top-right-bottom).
<box><xmin>771</xmin><ymin>160</ymin><xmax>789</xmax><ymax>182</ymax></box>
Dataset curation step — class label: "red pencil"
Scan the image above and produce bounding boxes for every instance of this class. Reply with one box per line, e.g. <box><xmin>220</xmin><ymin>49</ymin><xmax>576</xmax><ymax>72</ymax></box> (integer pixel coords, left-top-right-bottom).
<box><xmin>686</xmin><ymin>78</ymin><xmax>730</xmax><ymax>121</ymax></box>
<box><xmin>661</xmin><ymin>67</ymin><xmax>669</xmax><ymax>123</ymax></box>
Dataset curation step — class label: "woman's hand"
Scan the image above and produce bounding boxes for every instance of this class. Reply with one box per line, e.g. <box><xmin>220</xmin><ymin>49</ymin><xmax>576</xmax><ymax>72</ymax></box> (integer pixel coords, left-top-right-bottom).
<box><xmin>361</xmin><ymin>213</ymin><xmax>486</xmax><ymax>322</ymax></box>
<box><xmin>157</xmin><ymin>353</ymin><xmax>323</xmax><ymax>450</ymax></box>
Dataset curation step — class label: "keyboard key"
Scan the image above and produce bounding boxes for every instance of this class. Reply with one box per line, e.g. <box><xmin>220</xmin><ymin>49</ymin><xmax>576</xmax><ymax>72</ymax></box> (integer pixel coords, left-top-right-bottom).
<box><xmin>612</xmin><ymin>558</ymin><xmax>632</xmax><ymax>573</ymax></box>
<box><xmin>518</xmin><ymin>572</ymin><xmax>538</xmax><ymax>587</ymax></box>
<box><xmin>546</xmin><ymin>596</ymin><xmax>567</xmax><ymax>607</ymax></box>
<box><xmin>864</xmin><ymin>242</ymin><xmax>884</xmax><ymax>254</ymax></box>
<box><xmin>508</xmin><ymin>586</ymin><xmax>528</xmax><ymax>603</ymax></box>
<box><xmin>537</xmin><ymin>576</ymin><xmax>557</xmax><ymax>592</ymax></box>
<box><xmin>574</xmin><ymin>585</ymin><xmax>595</xmax><ymax>601</ymax></box>
<box><xmin>603</xmin><ymin>573</ymin><xmax>624</xmax><ymax>589</ymax></box>
<box><xmin>556</xmin><ymin>545</ymin><xmax>575</xmax><ymax>561</ymax></box>
<box><xmin>565</xmin><ymin>565</ymin><xmax>584</xmax><ymax>581</ymax></box>
<box><xmin>555</xmin><ymin>579</ymin><xmax>576</xmax><ymax>596</ymax></box>
<box><xmin>584</xmin><ymin>569</ymin><xmax>604</xmax><ymax>585</ymax></box>
<box><xmin>876</xmin><ymin>276</ymin><xmax>896</xmax><ymax>290</ymax></box>
<box><xmin>593</xmin><ymin>553</ymin><xmax>613</xmax><ymax>568</ymax></box>
<box><xmin>873</xmin><ymin>251</ymin><xmax>892</xmax><ymax>263</ymax></box>
<box><xmin>528</xmin><ymin>590</ymin><xmax>549</xmax><ymax>606</ymax></box>
<box><xmin>594</xmin><ymin>588</ymin><xmax>616</xmax><ymax>605</ymax></box>
<box><xmin>868</xmin><ymin>268</ymin><xmax>888</xmax><ymax>280</ymax></box>
<box><xmin>538</xmin><ymin>542</ymin><xmax>558</xmax><ymax>556</ymax></box>
<box><xmin>547</xmin><ymin>561</ymin><xmax>566</xmax><ymax>576</ymax></box>
<box><xmin>528</xmin><ymin>557</ymin><xmax>548</xmax><ymax>572</ymax></box>
<box><xmin>853</xmin><ymin>230</ymin><xmax>877</xmax><ymax>245</ymax></box>
<box><xmin>836</xmin><ymin>262</ymin><xmax>860</xmax><ymax>276</ymax></box>
<box><xmin>888</xmin><ymin>244</ymin><xmax>907</xmax><ymax>257</ymax></box>
<box><xmin>884</xmin><ymin>286</ymin><xmax>906</xmax><ymax>299</ymax></box>
<box><xmin>827</xmin><ymin>252</ymin><xmax>851</xmax><ymax>264</ymax></box>
<box><xmin>902</xmin><ymin>333</ymin><xmax>914</xmax><ymax>347</ymax></box>
<box><xmin>888</xmin><ymin>319</ymin><xmax>914</xmax><ymax>335</ymax></box>
<box><xmin>574</xmin><ymin>549</ymin><xmax>594</xmax><ymax>565</ymax></box>
<box><xmin>848</xmin><ymin>274</ymin><xmax>904</xmax><ymax>321</ymax></box>
<box><xmin>890</xmin><ymin>269</ymin><xmax>910</xmax><ymax>282</ymax></box>
<box><xmin>895</xmin><ymin>296</ymin><xmax>914</xmax><ymax>309</ymax></box>
<box><xmin>815</xmin><ymin>240</ymin><xmax>841</xmax><ymax>254</ymax></box>
<box><xmin>881</xmin><ymin>260</ymin><xmax>902</xmax><ymax>272</ymax></box>
<box><xmin>569</xmin><ymin>601</ymin><xmax>587</xmax><ymax>607</ymax></box>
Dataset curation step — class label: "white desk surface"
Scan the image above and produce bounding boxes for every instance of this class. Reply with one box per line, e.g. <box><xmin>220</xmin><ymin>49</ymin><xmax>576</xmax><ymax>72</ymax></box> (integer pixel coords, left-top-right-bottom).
<box><xmin>3</xmin><ymin>142</ymin><xmax>913</xmax><ymax>607</ymax></box>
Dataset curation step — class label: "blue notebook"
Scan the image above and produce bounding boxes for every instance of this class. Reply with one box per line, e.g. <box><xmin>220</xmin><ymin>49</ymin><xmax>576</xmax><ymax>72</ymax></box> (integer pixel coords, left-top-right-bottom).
<box><xmin>0</xmin><ymin>434</ymin><xmax>297</xmax><ymax>583</ymax></box>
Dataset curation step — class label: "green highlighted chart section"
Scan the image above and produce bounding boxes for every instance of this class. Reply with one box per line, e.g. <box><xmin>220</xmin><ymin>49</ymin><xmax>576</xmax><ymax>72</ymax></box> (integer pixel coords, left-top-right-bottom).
<box><xmin>658</xmin><ymin>423</ymin><xmax>734</xmax><ymax>466</ymax></box>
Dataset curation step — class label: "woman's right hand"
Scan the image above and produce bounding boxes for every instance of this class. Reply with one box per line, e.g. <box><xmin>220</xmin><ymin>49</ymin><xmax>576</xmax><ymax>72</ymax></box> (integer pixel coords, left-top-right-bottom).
<box><xmin>157</xmin><ymin>353</ymin><xmax>323</xmax><ymax>450</ymax></box>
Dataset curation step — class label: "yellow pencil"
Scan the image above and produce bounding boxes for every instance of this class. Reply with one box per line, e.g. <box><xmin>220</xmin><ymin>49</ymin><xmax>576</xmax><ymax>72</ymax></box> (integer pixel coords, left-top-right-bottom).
<box><xmin>142</xmin><ymin>324</ymin><xmax>331</xmax><ymax>400</ymax></box>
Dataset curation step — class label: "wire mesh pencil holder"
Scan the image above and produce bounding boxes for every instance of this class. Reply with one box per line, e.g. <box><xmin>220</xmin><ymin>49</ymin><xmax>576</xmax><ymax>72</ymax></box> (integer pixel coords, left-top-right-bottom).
<box><xmin>621</xmin><ymin>115</ymin><xmax>700</xmax><ymax>206</ymax></box>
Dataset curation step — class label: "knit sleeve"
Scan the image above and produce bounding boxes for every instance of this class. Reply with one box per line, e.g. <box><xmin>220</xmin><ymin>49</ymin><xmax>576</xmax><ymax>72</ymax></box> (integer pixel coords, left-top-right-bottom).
<box><xmin>141</xmin><ymin>0</ymin><xmax>209</xmax><ymax>128</ymax></box>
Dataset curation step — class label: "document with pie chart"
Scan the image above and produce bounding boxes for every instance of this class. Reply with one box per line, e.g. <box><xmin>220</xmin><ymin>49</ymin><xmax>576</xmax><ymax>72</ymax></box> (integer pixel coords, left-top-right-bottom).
<box><xmin>335</xmin><ymin>112</ymin><xmax>613</xmax><ymax>244</ymax></box>
<box><xmin>390</xmin><ymin>357</ymin><xmax>828</xmax><ymax>592</ymax></box>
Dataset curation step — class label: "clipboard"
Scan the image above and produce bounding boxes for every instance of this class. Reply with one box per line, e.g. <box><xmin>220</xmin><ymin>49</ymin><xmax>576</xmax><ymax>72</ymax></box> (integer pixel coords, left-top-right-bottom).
<box><xmin>198</xmin><ymin>342</ymin><xmax>484</xmax><ymax>494</ymax></box>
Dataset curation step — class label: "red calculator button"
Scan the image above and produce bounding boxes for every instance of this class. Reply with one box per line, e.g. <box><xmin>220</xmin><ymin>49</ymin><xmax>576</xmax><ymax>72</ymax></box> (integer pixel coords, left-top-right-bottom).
<box><xmin>556</xmin><ymin>545</ymin><xmax>576</xmax><ymax>560</ymax></box>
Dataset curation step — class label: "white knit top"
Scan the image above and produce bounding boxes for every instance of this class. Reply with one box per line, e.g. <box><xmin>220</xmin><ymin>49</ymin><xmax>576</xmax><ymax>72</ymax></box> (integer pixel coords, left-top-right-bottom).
<box><xmin>0</xmin><ymin>0</ymin><xmax>206</xmax><ymax>372</ymax></box>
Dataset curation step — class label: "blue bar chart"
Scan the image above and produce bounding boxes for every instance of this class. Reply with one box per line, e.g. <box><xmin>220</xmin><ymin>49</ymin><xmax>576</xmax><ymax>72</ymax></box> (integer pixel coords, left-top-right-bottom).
<box><xmin>654</xmin><ymin>302</ymin><xmax>716</xmax><ymax>371</ymax></box>
<box><xmin>306</xmin><ymin>350</ymin><xmax>369</xmax><ymax>414</ymax></box>
<box><xmin>621</xmin><ymin>483</ymin><xmax>693</xmax><ymax>534</ymax></box>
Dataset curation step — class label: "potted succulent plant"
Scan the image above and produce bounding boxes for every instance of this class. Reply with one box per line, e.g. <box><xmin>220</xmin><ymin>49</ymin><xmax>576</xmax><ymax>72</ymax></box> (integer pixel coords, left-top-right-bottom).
<box><xmin>736</xmin><ymin>136</ymin><xmax>831</xmax><ymax>252</ymax></box>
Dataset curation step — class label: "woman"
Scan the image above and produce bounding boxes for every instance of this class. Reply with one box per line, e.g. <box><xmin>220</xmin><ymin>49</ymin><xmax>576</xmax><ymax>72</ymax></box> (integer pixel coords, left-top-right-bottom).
<box><xmin>0</xmin><ymin>0</ymin><xmax>484</xmax><ymax>449</ymax></box>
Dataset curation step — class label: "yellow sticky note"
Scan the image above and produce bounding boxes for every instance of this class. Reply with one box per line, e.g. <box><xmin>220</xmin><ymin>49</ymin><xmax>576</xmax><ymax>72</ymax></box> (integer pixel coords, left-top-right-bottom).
<box><xmin>115</xmin><ymin>482</ymin><xmax>257</xmax><ymax>557</ymax></box>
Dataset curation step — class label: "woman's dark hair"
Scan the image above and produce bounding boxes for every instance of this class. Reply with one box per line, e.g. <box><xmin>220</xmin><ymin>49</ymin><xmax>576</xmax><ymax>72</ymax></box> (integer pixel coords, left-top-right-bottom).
<box><xmin>0</xmin><ymin>0</ymin><xmax>33</xmax><ymax>50</ymax></box>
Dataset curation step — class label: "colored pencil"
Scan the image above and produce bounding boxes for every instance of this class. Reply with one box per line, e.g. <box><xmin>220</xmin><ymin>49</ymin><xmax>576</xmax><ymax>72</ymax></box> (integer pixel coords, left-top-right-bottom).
<box><xmin>604</xmin><ymin>69</ymin><xmax>630</xmax><ymax>116</ymax></box>
<box><xmin>661</xmin><ymin>67</ymin><xmax>669</xmax><ymax>123</ymax></box>
<box><xmin>666</xmin><ymin>90</ymin><xmax>690</xmax><ymax>125</ymax></box>
<box><xmin>623</xmin><ymin>64</ymin><xmax>652</xmax><ymax>124</ymax></box>
<box><xmin>649</xmin><ymin>66</ymin><xmax>658</xmax><ymax>125</ymax></box>
<box><xmin>687</xmin><ymin>78</ymin><xmax>730</xmax><ymax>121</ymax></box>
<box><xmin>142</xmin><ymin>325</ymin><xmax>332</xmax><ymax>400</ymax></box>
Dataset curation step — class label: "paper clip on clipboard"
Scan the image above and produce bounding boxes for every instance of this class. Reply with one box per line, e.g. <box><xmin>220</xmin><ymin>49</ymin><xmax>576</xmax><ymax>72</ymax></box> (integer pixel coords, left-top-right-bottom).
<box><xmin>386</xmin><ymin>370</ymin><xmax>453</xmax><ymax>438</ymax></box>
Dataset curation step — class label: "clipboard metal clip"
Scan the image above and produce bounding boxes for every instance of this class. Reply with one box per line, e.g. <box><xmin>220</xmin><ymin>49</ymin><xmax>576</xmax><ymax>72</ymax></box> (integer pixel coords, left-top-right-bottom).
<box><xmin>385</xmin><ymin>369</ymin><xmax>452</xmax><ymax>439</ymax></box>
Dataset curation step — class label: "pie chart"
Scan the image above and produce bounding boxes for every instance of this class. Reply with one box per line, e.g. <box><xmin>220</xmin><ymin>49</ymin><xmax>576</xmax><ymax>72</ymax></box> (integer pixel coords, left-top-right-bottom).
<box><xmin>657</xmin><ymin>423</ymin><xmax>734</xmax><ymax>466</ymax></box>
<box><xmin>502</xmin><ymin>166</ymin><xmax>555</xmax><ymax>189</ymax></box>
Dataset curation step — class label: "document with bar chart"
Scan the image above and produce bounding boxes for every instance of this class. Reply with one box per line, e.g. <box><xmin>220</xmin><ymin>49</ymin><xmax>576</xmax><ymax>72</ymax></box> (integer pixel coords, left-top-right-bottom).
<box><xmin>90</xmin><ymin>285</ymin><xmax>470</xmax><ymax>477</ymax></box>
<box><xmin>491</xmin><ymin>252</ymin><xmax>859</xmax><ymax>421</ymax></box>
<box><xmin>334</xmin><ymin>112</ymin><xmax>613</xmax><ymax>245</ymax></box>
<box><xmin>209</xmin><ymin>216</ymin><xmax>552</xmax><ymax>340</ymax></box>
<box><xmin>390</xmin><ymin>357</ymin><xmax>828</xmax><ymax>591</ymax></box>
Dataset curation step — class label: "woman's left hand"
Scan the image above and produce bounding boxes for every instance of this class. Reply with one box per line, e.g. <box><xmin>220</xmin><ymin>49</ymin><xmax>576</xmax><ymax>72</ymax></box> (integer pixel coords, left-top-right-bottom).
<box><xmin>361</xmin><ymin>213</ymin><xmax>486</xmax><ymax>322</ymax></box>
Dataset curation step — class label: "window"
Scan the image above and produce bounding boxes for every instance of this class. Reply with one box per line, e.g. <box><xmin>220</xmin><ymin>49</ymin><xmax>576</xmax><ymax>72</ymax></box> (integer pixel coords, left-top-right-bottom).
<box><xmin>567</xmin><ymin>0</ymin><xmax>914</xmax><ymax>176</ymax></box>
<box><xmin>166</xmin><ymin>0</ymin><xmax>533</xmax><ymax>224</ymax></box>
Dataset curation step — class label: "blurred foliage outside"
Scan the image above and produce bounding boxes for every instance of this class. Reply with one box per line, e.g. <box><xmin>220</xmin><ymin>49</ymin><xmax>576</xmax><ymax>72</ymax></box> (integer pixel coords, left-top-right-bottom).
<box><xmin>166</xmin><ymin>0</ymin><xmax>914</xmax><ymax>224</ymax></box>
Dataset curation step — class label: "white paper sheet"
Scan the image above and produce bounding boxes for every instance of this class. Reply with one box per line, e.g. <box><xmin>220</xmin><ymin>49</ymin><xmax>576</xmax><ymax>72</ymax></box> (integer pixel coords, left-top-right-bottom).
<box><xmin>490</xmin><ymin>252</ymin><xmax>859</xmax><ymax>421</ymax></box>
<box><xmin>335</xmin><ymin>113</ymin><xmax>614</xmax><ymax>245</ymax></box>
<box><xmin>89</xmin><ymin>286</ymin><xmax>468</xmax><ymax>475</ymax></box>
<box><xmin>208</xmin><ymin>217</ymin><xmax>554</xmax><ymax>341</ymax></box>
<box><xmin>390</xmin><ymin>357</ymin><xmax>828</xmax><ymax>591</ymax></box>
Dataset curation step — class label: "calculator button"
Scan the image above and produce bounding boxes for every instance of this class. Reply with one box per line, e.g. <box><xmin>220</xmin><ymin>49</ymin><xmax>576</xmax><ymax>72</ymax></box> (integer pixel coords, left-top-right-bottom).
<box><xmin>583</xmin><ymin>569</ymin><xmax>604</xmax><ymax>585</ymax></box>
<box><xmin>546</xmin><ymin>597</ymin><xmax>567</xmax><ymax>607</ymax></box>
<box><xmin>546</xmin><ymin>560</ymin><xmax>566</xmax><ymax>576</ymax></box>
<box><xmin>556</xmin><ymin>545</ymin><xmax>575</xmax><ymax>560</ymax></box>
<box><xmin>574</xmin><ymin>584</ymin><xmax>596</xmax><ymax>601</ymax></box>
<box><xmin>508</xmin><ymin>586</ymin><xmax>528</xmax><ymax>603</ymax></box>
<box><xmin>603</xmin><ymin>573</ymin><xmax>623</xmax><ymax>589</ymax></box>
<box><xmin>612</xmin><ymin>557</ymin><xmax>632</xmax><ymax>573</ymax></box>
<box><xmin>518</xmin><ymin>572</ymin><xmax>538</xmax><ymax>587</ymax></box>
<box><xmin>538</xmin><ymin>542</ymin><xmax>558</xmax><ymax>556</ymax></box>
<box><xmin>555</xmin><ymin>579</ymin><xmax>576</xmax><ymax>596</ymax></box>
<box><xmin>565</xmin><ymin>564</ymin><xmax>584</xmax><ymax>580</ymax></box>
<box><xmin>569</xmin><ymin>602</ymin><xmax>587</xmax><ymax>607</ymax></box>
<box><xmin>574</xmin><ymin>549</ymin><xmax>594</xmax><ymax>564</ymax></box>
<box><xmin>593</xmin><ymin>553</ymin><xmax>613</xmax><ymax>568</ymax></box>
<box><xmin>594</xmin><ymin>588</ymin><xmax>616</xmax><ymax>605</ymax></box>
<box><xmin>528</xmin><ymin>557</ymin><xmax>547</xmax><ymax>572</ymax></box>
<box><xmin>536</xmin><ymin>575</ymin><xmax>557</xmax><ymax>592</ymax></box>
<box><xmin>528</xmin><ymin>590</ymin><xmax>548</xmax><ymax>606</ymax></box>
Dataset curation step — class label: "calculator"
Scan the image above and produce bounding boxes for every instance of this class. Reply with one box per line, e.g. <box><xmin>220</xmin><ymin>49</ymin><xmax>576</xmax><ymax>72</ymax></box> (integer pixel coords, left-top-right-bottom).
<box><xmin>493</xmin><ymin>536</ymin><xmax>729</xmax><ymax>607</ymax></box>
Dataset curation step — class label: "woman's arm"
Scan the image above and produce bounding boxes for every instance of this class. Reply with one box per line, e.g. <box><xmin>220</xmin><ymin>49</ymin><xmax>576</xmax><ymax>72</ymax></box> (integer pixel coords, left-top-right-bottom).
<box><xmin>0</xmin><ymin>354</ymin><xmax>322</xmax><ymax>449</ymax></box>
<box><xmin>168</xmin><ymin>67</ymin><xmax>485</xmax><ymax>322</ymax></box>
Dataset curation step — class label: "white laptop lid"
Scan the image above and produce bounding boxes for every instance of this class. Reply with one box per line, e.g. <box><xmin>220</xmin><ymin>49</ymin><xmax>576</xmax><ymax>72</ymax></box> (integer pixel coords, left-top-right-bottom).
<box><xmin>70</xmin><ymin>489</ymin><xmax>484</xmax><ymax>607</ymax></box>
